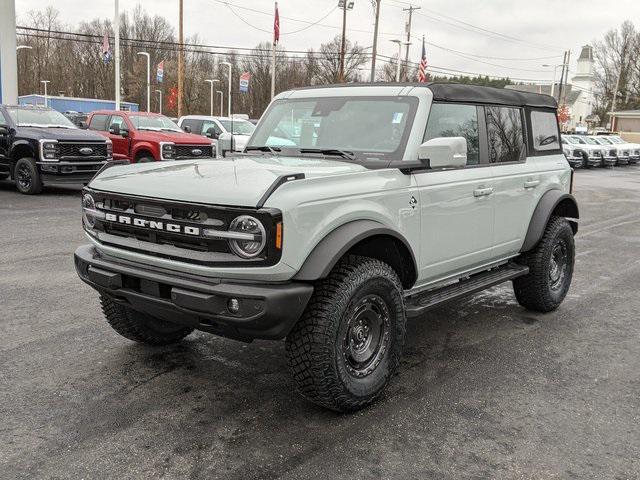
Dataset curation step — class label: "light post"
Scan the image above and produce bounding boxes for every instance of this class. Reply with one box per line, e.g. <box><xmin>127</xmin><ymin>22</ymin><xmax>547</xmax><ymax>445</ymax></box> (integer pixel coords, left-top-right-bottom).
<box><xmin>390</xmin><ymin>40</ymin><xmax>411</xmax><ymax>82</ymax></box>
<box><xmin>40</xmin><ymin>80</ymin><xmax>50</xmax><ymax>107</ymax></box>
<box><xmin>542</xmin><ymin>63</ymin><xmax>567</xmax><ymax>100</ymax></box>
<box><xmin>220</xmin><ymin>62</ymin><xmax>232</xmax><ymax>117</ymax></box>
<box><xmin>137</xmin><ymin>51</ymin><xmax>150</xmax><ymax>112</ymax></box>
<box><xmin>155</xmin><ymin>89</ymin><xmax>163</xmax><ymax>114</ymax></box>
<box><xmin>338</xmin><ymin>0</ymin><xmax>355</xmax><ymax>83</ymax></box>
<box><xmin>205</xmin><ymin>79</ymin><xmax>220</xmax><ymax>116</ymax></box>
<box><xmin>216</xmin><ymin>90</ymin><xmax>224</xmax><ymax>116</ymax></box>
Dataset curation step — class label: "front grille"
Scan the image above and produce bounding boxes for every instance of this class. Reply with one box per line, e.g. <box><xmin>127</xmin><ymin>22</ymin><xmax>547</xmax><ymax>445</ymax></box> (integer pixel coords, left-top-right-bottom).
<box><xmin>573</xmin><ymin>149</ymin><xmax>582</xmax><ymax>157</ymax></box>
<box><xmin>59</xmin><ymin>142</ymin><xmax>108</xmax><ymax>160</ymax></box>
<box><xmin>87</xmin><ymin>190</ymin><xmax>281</xmax><ymax>267</ymax></box>
<box><xmin>609</xmin><ymin>149</ymin><xmax>617</xmax><ymax>157</ymax></box>
<box><xmin>174</xmin><ymin>144</ymin><xmax>214</xmax><ymax>159</ymax></box>
<box><xmin>621</xmin><ymin>150</ymin><xmax>629</xmax><ymax>156</ymax></box>
<box><xmin>592</xmin><ymin>150</ymin><xmax>601</xmax><ymax>157</ymax></box>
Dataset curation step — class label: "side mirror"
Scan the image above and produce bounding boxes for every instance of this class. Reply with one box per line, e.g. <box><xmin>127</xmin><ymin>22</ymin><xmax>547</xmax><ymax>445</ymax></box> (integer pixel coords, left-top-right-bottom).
<box><xmin>183</xmin><ymin>125</ymin><xmax>192</xmax><ymax>133</ymax></box>
<box><xmin>78</xmin><ymin>121</ymin><xmax>88</xmax><ymax>129</ymax></box>
<box><xmin>109</xmin><ymin>123</ymin><xmax>121</xmax><ymax>136</ymax></box>
<box><xmin>217</xmin><ymin>132</ymin><xmax>234</xmax><ymax>157</ymax></box>
<box><xmin>205</xmin><ymin>127</ymin><xmax>219</xmax><ymax>139</ymax></box>
<box><xmin>418</xmin><ymin>137</ymin><xmax>467</xmax><ymax>169</ymax></box>
<box><xmin>0</xmin><ymin>125</ymin><xmax>9</xmax><ymax>136</ymax></box>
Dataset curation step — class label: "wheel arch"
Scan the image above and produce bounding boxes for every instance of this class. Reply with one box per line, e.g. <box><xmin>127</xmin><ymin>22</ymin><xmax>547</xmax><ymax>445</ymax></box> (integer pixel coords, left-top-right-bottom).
<box><xmin>521</xmin><ymin>189</ymin><xmax>579</xmax><ymax>252</ymax></box>
<box><xmin>9</xmin><ymin>141</ymin><xmax>37</xmax><ymax>176</ymax></box>
<box><xmin>133</xmin><ymin>144</ymin><xmax>156</xmax><ymax>161</ymax></box>
<box><xmin>293</xmin><ymin>220</ymin><xmax>418</xmax><ymax>289</ymax></box>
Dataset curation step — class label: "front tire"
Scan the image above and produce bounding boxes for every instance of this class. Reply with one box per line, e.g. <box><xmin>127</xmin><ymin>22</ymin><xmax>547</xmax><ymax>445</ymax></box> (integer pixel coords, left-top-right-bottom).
<box><xmin>100</xmin><ymin>295</ymin><xmax>194</xmax><ymax>346</ymax></box>
<box><xmin>286</xmin><ymin>255</ymin><xmax>406</xmax><ymax>412</ymax></box>
<box><xmin>14</xmin><ymin>158</ymin><xmax>43</xmax><ymax>194</ymax></box>
<box><xmin>513</xmin><ymin>216</ymin><xmax>575</xmax><ymax>313</ymax></box>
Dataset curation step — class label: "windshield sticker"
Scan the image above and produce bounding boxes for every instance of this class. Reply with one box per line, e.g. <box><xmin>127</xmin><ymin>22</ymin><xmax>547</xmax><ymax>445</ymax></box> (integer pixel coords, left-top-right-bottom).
<box><xmin>392</xmin><ymin>112</ymin><xmax>404</xmax><ymax>124</ymax></box>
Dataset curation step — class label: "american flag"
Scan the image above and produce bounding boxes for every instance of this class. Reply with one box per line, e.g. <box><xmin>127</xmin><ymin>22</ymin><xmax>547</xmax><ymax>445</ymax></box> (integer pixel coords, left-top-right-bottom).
<box><xmin>418</xmin><ymin>36</ymin><xmax>427</xmax><ymax>83</ymax></box>
<box><xmin>274</xmin><ymin>2</ymin><xmax>280</xmax><ymax>45</ymax></box>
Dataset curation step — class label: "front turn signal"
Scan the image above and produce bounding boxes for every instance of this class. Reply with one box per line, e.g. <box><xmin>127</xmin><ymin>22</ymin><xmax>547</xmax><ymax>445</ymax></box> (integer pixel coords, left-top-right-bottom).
<box><xmin>275</xmin><ymin>222</ymin><xmax>282</xmax><ymax>250</ymax></box>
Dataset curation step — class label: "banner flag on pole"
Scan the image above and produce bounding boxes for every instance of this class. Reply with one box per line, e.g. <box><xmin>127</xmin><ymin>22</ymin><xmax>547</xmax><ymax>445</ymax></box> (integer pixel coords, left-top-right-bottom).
<box><xmin>157</xmin><ymin>60</ymin><xmax>164</xmax><ymax>83</ymax></box>
<box><xmin>102</xmin><ymin>32</ymin><xmax>112</xmax><ymax>65</ymax></box>
<box><xmin>274</xmin><ymin>2</ymin><xmax>280</xmax><ymax>44</ymax></box>
<box><xmin>239</xmin><ymin>72</ymin><xmax>250</xmax><ymax>93</ymax></box>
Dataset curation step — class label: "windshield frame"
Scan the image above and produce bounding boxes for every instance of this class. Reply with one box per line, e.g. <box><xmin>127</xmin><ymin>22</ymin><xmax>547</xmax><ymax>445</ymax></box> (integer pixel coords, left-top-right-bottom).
<box><xmin>7</xmin><ymin>107</ymin><xmax>78</xmax><ymax>129</ymax></box>
<box><xmin>246</xmin><ymin>95</ymin><xmax>419</xmax><ymax>163</ymax></box>
<box><xmin>129</xmin><ymin>114</ymin><xmax>182</xmax><ymax>132</ymax></box>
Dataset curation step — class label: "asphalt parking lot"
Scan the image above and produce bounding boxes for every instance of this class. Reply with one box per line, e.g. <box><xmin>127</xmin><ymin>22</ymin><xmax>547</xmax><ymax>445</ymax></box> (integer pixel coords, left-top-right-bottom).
<box><xmin>1</xmin><ymin>167</ymin><xmax>639</xmax><ymax>480</ymax></box>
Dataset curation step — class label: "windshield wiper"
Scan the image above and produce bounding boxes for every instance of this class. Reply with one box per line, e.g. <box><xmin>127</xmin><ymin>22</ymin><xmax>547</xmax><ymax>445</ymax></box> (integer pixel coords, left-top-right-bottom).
<box><xmin>245</xmin><ymin>145</ymin><xmax>281</xmax><ymax>155</ymax></box>
<box><xmin>300</xmin><ymin>148</ymin><xmax>356</xmax><ymax>161</ymax></box>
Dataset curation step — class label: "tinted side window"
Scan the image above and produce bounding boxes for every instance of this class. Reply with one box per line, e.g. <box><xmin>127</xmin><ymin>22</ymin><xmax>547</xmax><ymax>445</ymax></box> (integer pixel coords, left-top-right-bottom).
<box><xmin>486</xmin><ymin>106</ymin><xmax>525</xmax><ymax>163</ymax></box>
<box><xmin>181</xmin><ymin>119</ymin><xmax>202</xmax><ymax>132</ymax></box>
<box><xmin>89</xmin><ymin>114</ymin><xmax>109</xmax><ymax>131</ymax></box>
<box><xmin>201</xmin><ymin>121</ymin><xmax>222</xmax><ymax>135</ymax></box>
<box><xmin>0</xmin><ymin>110</ymin><xmax>7</xmax><ymax>124</ymax></box>
<box><xmin>109</xmin><ymin>115</ymin><xmax>126</xmax><ymax>129</ymax></box>
<box><xmin>424</xmin><ymin>103</ymin><xmax>480</xmax><ymax>165</ymax></box>
<box><xmin>531</xmin><ymin>110</ymin><xmax>560</xmax><ymax>151</ymax></box>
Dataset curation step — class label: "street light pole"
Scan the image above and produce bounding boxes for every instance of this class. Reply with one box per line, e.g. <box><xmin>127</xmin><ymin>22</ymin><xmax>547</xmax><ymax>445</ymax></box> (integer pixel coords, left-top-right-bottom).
<box><xmin>205</xmin><ymin>79</ymin><xmax>219</xmax><ymax>116</ymax></box>
<box><xmin>542</xmin><ymin>63</ymin><xmax>565</xmax><ymax>99</ymax></box>
<box><xmin>390</xmin><ymin>40</ymin><xmax>410</xmax><ymax>82</ymax></box>
<box><xmin>137</xmin><ymin>51</ymin><xmax>150</xmax><ymax>112</ymax></box>
<box><xmin>221</xmin><ymin>62</ymin><xmax>232</xmax><ymax>117</ymax></box>
<box><xmin>338</xmin><ymin>0</ymin><xmax>355</xmax><ymax>83</ymax></box>
<box><xmin>216</xmin><ymin>90</ymin><xmax>224</xmax><ymax>116</ymax></box>
<box><xmin>155</xmin><ymin>89</ymin><xmax>162</xmax><ymax>114</ymax></box>
<box><xmin>370</xmin><ymin>0</ymin><xmax>381</xmax><ymax>83</ymax></box>
<box><xmin>114</xmin><ymin>0</ymin><xmax>120</xmax><ymax>110</ymax></box>
<box><xmin>40</xmin><ymin>80</ymin><xmax>50</xmax><ymax>107</ymax></box>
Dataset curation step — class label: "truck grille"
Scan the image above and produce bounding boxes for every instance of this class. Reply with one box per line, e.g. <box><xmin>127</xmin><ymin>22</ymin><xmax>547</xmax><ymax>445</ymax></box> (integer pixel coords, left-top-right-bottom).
<box><xmin>85</xmin><ymin>191</ymin><xmax>281</xmax><ymax>267</ymax></box>
<box><xmin>59</xmin><ymin>142</ymin><xmax>108</xmax><ymax>160</ymax></box>
<box><xmin>174</xmin><ymin>144</ymin><xmax>214</xmax><ymax>159</ymax></box>
<box><xmin>609</xmin><ymin>149</ymin><xmax>617</xmax><ymax>157</ymax></box>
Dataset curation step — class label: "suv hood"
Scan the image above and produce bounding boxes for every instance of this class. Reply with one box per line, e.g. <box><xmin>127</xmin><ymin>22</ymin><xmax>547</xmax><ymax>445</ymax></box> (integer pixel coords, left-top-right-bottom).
<box><xmin>89</xmin><ymin>155</ymin><xmax>366</xmax><ymax>207</ymax></box>
<box><xmin>134</xmin><ymin>130</ymin><xmax>213</xmax><ymax>144</ymax></box>
<box><xmin>18</xmin><ymin>126</ymin><xmax>107</xmax><ymax>142</ymax></box>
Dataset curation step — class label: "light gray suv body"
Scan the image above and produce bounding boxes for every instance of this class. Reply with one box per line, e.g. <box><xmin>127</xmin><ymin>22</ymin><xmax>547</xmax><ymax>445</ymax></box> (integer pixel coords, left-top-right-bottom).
<box><xmin>75</xmin><ymin>83</ymin><xmax>579</xmax><ymax>412</ymax></box>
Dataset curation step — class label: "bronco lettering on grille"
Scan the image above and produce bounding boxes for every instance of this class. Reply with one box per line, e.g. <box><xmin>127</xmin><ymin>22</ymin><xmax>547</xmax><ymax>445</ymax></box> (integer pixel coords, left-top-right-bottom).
<box><xmin>104</xmin><ymin>213</ymin><xmax>200</xmax><ymax>236</ymax></box>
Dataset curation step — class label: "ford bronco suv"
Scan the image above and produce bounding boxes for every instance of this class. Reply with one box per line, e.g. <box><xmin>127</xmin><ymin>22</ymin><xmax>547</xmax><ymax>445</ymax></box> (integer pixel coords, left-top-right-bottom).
<box><xmin>0</xmin><ymin>105</ymin><xmax>112</xmax><ymax>194</ymax></box>
<box><xmin>86</xmin><ymin>111</ymin><xmax>214</xmax><ymax>163</ymax></box>
<box><xmin>74</xmin><ymin>83</ymin><xmax>578</xmax><ymax>412</ymax></box>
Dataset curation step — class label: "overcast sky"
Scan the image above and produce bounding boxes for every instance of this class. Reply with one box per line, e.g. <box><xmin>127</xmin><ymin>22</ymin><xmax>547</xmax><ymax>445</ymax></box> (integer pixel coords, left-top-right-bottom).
<box><xmin>14</xmin><ymin>0</ymin><xmax>640</xmax><ymax>82</ymax></box>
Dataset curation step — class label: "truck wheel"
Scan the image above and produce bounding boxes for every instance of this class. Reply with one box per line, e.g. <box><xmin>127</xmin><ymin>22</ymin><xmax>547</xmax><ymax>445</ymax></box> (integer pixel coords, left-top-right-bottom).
<box><xmin>513</xmin><ymin>216</ymin><xmax>575</xmax><ymax>313</ymax></box>
<box><xmin>14</xmin><ymin>158</ymin><xmax>43</xmax><ymax>195</ymax></box>
<box><xmin>286</xmin><ymin>255</ymin><xmax>406</xmax><ymax>412</ymax></box>
<box><xmin>100</xmin><ymin>295</ymin><xmax>194</xmax><ymax>346</ymax></box>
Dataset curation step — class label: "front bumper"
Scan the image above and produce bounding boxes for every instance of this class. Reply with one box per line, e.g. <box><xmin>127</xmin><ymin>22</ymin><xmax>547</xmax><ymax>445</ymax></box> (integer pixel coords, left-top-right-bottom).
<box><xmin>565</xmin><ymin>156</ymin><xmax>584</xmax><ymax>168</ymax></box>
<box><xmin>74</xmin><ymin>245</ymin><xmax>313</xmax><ymax>341</ymax></box>
<box><xmin>38</xmin><ymin>160</ymin><xmax>108</xmax><ymax>184</ymax></box>
<box><xmin>616</xmin><ymin>156</ymin><xmax>630</xmax><ymax>165</ymax></box>
<box><xmin>586</xmin><ymin>156</ymin><xmax>603</xmax><ymax>167</ymax></box>
<box><xmin>628</xmin><ymin>154</ymin><xmax>639</xmax><ymax>164</ymax></box>
<box><xmin>602</xmin><ymin>156</ymin><xmax>617</xmax><ymax>167</ymax></box>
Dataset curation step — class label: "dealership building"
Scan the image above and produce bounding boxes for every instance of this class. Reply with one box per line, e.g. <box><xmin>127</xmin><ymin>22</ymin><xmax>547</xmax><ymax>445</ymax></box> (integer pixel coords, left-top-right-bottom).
<box><xmin>18</xmin><ymin>94</ymin><xmax>139</xmax><ymax>113</ymax></box>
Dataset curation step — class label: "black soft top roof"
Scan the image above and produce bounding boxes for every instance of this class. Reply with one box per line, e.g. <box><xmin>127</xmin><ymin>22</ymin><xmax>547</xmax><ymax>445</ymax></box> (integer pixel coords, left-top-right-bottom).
<box><xmin>427</xmin><ymin>83</ymin><xmax>557</xmax><ymax>109</ymax></box>
<box><xmin>293</xmin><ymin>82</ymin><xmax>557</xmax><ymax>109</ymax></box>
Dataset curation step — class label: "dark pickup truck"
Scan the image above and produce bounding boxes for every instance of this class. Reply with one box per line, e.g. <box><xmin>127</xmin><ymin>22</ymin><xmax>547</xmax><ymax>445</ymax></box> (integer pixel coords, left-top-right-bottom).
<box><xmin>0</xmin><ymin>105</ymin><xmax>112</xmax><ymax>194</ymax></box>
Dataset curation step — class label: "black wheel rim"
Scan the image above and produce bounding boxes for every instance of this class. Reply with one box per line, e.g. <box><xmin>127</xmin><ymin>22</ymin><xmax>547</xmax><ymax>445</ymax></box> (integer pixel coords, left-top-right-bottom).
<box><xmin>17</xmin><ymin>164</ymin><xmax>32</xmax><ymax>190</ymax></box>
<box><xmin>549</xmin><ymin>239</ymin><xmax>568</xmax><ymax>291</ymax></box>
<box><xmin>342</xmin><ymin>294</ymin><xmax>390</xmax><ymax>378</ymax></box>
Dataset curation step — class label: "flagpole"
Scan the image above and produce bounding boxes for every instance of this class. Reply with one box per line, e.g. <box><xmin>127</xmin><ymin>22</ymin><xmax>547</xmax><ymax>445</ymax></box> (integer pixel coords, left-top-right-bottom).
<box><xmin>271</xmin><ymin>2</ymin><xmax>278</xmax><ymax>100</ymax></box>
<box><xmin>114</xmin><ymin>0</ymin><xmax>120</xmax><ymax>110</ymax></box>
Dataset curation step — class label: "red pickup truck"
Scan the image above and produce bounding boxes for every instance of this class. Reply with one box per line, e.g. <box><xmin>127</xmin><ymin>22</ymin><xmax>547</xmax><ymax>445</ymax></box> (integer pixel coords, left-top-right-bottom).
<box><xmin>86</xmin><ymin>111</ymin><xmax>215</xmax><ymax>162</ymax></box>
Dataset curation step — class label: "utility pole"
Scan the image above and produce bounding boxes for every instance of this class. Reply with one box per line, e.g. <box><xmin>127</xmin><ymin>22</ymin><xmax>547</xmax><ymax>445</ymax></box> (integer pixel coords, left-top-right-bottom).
<box><xmin>561</xmin><ymin>50</ymin><xmax>571</xmax><ymax>106</ymax></box>
<box><xmin>557</xmin><ymin>50</ymin><xmax>568</xmax><ymax>109</ymax></box>
<box><xmin>155</xmin><ymin>89</ymin><xmax>163</xmax><ymax>114</ymax></box>
<box><xmin>177</xmin><ymin>0</ymin><xmax>184</xmax><ymax>117</ymax></box>
<box><xmin>137</xmin><ymin>51</ymin><xmax>150</xmax><ymax>112</ymax></box>
<box><xmin>338</xmin><ymin>1</ymin><xmax>354</xmax><ymax>83</ymax></box>
<box><xmin>402</xmin><ymin>5</ymin><xmax>420</xmax><ymax>81</ymax></box>
<box><xmin>610</xmin><ymin>68</ymin><xmax>622</xmax><ymax>129</ymax></box>
<box><xmin>370</xmin><ymin>0</ymin><xmax>381</xmax><ymax>83</ymax></box>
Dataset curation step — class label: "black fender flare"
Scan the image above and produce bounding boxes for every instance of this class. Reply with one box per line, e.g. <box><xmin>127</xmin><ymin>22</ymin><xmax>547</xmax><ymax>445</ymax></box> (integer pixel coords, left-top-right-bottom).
<box><xmin>521</xmin><ymin>190</ymin><xmax>579</xmax><ymax>252</ymax></box>
<box><xmin>10</xmin><ymin>139</ymin><xmax>35</xmax><ymax>159</ymax></box>
<box><xmin>293</xmin><ymin>219</ymin><xmax>418</xmax><ymax>283</ymax></box>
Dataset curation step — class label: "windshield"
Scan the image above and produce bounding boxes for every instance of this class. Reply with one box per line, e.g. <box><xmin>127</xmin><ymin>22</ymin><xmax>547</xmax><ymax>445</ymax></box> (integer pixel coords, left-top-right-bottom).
<box><xmin>596</xmin><ymin>137</ymin><xmax>612</xmax><ymax>145</ymax></box>
<box><xmin>7</xmin><ymin>108</ymin><xmax>77</xmax><ymax>128</ymax></box>
<box><xmin>247</xmin><ymin>96</ymin><xmax>418</xmax><ymax>161</ymax></box>
<box><xmin>565</xmin><ymin>135</ymin><xmax>585</xmax><ymax>145</ymax></box>
<box><xmin>218</xmin><ymin>119</ymin><xmax>255</xmax><ymax>135</ymax></box>
<box><xmin>584</xmin><ymin>137</ymin><xmax>598</xmax><ymax>145</ymax></box>
<box><xmin>608</xmin><ymin>136</ymin><xmax>624</xmax><ymax>144</ymax></box>
<box><xmin>130</xmin><ymin>115</ymin><xmax>182</xmax><ymax>132</ymax></box>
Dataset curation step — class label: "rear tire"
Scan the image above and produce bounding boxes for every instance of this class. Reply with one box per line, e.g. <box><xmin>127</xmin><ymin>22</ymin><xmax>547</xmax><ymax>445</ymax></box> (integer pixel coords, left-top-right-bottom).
<box><xmin>100</xmin><ymin>295</ymin><xmax>194</xmax><ymax>346</ymax></box>
<box><xmin>14</xmin><ymin>158</ymin><xmax>43</xmax><ymax>195</ymax></box>
<box><xmin>286</xmin><ymin>255</ymin><xmax>406</xmax><ymax>412</ymax></box>
<box><xmin>513</xmin><ymin>216</ymin><xmax>575</xmax><ymax>313</ymax></box>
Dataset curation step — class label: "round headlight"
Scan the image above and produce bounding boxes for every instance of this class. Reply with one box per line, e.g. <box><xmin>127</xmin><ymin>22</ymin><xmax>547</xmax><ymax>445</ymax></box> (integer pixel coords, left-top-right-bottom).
<box><xmin>228</xmin><ymin>215</ymin><xmax>266</xmax><ymax>259</ymax></box>
<box><xmin>82</xmin><ymin>193</ymin><xmax>96</xmax><ymax>228</ymax></box>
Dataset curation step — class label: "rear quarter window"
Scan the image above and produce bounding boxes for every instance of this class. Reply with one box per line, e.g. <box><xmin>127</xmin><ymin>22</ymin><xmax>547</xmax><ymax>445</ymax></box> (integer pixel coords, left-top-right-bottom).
<box><xmin>530</xmin><ymin>110</ymin><xmax>561</xmax><ymax>152</ymax></box>
<box><xmin>89</xmin><ymin>114</ymin><xmax>109</xmax><ymax>131</ymax></box>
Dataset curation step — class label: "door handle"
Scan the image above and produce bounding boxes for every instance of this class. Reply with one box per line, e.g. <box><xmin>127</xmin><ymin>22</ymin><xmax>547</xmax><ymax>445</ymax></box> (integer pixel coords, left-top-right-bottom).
<box><xmin>473</xmin><ymin>187</ymin><xmax>494</xmax><ymax>197</ymax></box>
<box><xmin>524</xmin><ymin>179</ymin><xmax>540</xmax><ymax>189</ymax></box>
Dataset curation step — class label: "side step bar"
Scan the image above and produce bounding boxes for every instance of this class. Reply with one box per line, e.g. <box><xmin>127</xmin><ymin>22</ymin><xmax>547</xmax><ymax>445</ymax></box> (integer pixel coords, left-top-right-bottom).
<box><xmin>405</xmin><ymin>263</ymin><xmax>529</xmax><ymax>318</ymax></box>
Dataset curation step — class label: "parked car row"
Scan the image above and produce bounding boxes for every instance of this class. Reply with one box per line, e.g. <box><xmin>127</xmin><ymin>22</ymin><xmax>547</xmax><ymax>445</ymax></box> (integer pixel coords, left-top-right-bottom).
<box><xmin>562</xmin><ymin>134</ymin><xmax>640</xmax><ymax>168</ymax></box>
